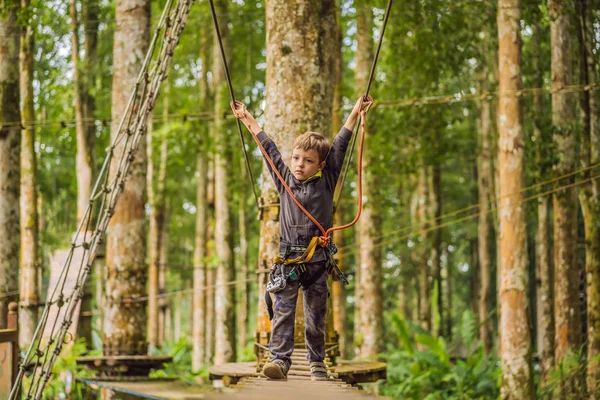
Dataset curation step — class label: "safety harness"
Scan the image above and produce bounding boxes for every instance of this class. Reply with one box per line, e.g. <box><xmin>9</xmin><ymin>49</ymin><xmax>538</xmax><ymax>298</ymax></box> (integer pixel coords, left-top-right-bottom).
<box><xmin>265</xmin><ymin>236</ymin><xmax>349</xmax><ymax>320</ymax></box>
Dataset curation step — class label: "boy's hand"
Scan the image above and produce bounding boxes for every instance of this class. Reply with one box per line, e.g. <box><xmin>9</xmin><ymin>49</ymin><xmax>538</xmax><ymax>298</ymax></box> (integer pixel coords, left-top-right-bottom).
<box><xmin>352</xmin><ymin>94</ymin><xmax>373</xmax><ymax>115</ymax></box>
<box><xmin>344</xmin><ymin>94</ymin><xmax>374</xmax><ymax>131</ymax></box>
<box><xmin>231</xmin><ymin>100</ymin><xmax>262</xmax><ymax>134</ymax></box>
<box><xmin>231</xmin><ymin>100</ymin><xmax>247</xmax><ymax>119</ymax></box>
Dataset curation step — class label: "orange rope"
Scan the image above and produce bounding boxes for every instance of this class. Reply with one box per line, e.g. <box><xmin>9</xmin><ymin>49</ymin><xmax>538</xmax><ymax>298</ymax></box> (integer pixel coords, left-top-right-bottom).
<box><xmin>234</xmin><ymin>103</ymin><xmax>371</xmax><ymax>246</ymax></box>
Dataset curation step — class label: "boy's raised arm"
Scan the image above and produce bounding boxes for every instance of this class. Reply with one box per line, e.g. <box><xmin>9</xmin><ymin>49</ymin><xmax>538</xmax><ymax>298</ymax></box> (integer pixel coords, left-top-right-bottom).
<box><xmin>327</xmin><ymin>95</ymin><xmax>373</xmax><ymax>181</ymax></box>
<box><xmin>231</xmin><ymin>101</ymin><xmax>292</xmax><ymax>190</ymax></box>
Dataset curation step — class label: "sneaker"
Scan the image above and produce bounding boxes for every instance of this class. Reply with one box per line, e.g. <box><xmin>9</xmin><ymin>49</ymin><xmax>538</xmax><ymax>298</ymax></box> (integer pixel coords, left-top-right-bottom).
<box><xmin>309</xmin><ymin>361</ymin><xmax>328</xmax><ymax>381</ymax></box>
<box><xmin>262</xmin><ymin>359</ymin><xmax>289</xmax><ymax>380</ymax></box>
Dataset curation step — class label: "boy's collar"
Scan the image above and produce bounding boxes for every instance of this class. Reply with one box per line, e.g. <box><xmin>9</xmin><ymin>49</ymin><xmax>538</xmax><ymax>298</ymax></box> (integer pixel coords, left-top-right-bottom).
<box><xmin>301</xmin><ymin>170</ymin><xmax>322</xmax><ymax>183</ymax></box>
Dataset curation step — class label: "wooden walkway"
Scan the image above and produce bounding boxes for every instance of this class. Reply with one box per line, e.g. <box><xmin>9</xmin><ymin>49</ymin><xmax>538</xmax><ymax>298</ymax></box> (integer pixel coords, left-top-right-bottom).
<box><xmin>205</xmin><ymin>376</ymin><xmax>378</xmax><ymax>399</ymax></box>
<box><xmin>206</xmin><ymin>348</ymin><xmax>380</xmax><ymax>399</ymax></box>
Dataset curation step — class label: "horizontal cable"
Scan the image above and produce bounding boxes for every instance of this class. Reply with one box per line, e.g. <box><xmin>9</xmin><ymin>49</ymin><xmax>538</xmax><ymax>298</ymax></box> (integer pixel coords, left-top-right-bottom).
<box><xmin>342</xmin><ymin>173</ymin><xmax>599</xmax><ymax>258</ymax></box>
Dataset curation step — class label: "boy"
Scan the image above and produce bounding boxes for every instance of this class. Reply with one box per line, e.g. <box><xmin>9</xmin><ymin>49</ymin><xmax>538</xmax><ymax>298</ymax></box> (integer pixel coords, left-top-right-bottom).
<box><xmin>231</xmin><ymin>95</ymin><xmax>372</xmax><ymax>381</ymax></box>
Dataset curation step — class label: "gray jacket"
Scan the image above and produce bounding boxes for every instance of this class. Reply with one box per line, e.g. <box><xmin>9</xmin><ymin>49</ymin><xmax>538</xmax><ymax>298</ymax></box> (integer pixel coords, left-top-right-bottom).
<box><xmin>256</xmin><ymin>127</ymin><xmax>353</xmax><ymax>263</ymax></box>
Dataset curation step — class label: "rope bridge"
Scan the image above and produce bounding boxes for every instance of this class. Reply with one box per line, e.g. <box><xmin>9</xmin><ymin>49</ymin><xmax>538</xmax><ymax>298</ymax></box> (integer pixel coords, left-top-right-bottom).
<box><xmin>9</xmin><ymin>0</ymin><xmax>194</xmax><ymax>398</ymax></box>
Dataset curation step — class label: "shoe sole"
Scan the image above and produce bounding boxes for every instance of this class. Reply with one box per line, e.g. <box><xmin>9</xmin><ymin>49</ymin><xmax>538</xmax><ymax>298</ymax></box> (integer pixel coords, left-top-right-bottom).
<box><xmin>263</xmin><ymin>364</ymin><xmax>287</xmax><ymax>380</ymax></box>
<box><xmin>310</xmin><ymin>375</ymin><xmax>329</xmax><ymax>381</ymax></box>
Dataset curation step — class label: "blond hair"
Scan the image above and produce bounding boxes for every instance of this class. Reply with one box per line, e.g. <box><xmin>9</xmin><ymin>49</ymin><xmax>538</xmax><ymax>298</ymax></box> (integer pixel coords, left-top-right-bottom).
<box><xmin>293</xmin><ymin>132</ymin><xmax>331</xmax><ymax>163</ymax></box>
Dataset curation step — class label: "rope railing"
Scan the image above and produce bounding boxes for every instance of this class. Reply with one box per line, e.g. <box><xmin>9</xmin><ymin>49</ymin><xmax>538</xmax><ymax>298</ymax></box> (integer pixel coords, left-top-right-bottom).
<box><xmin>9</xmin><ymin>1</ymin><xmax>194</xmax><ymax>398</ymax></box>
<box><xmin>338</xmin><ymin>160</ymin><xmax>600</xmax><ymax>252</ymax></box>
<box><xmin>2</xmin><ymin>82</ymin><xmax>598</xmax><ymax>131</ymax></box>
<box><xmin>340</xmin><ymin>173</ymin><xmax>600</xmax><ymax>257</ymax></box>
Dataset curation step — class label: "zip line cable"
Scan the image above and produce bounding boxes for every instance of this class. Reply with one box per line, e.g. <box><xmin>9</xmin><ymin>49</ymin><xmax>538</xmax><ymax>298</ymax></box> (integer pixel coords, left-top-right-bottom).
<box><xmin>208</xmin><ymin>0</ymin><xmax>260</xmax><ymax>211</ymax></box>
<box><xmin>334</xmin><ymin>0</ymin><xmax>392</xmax><ymax>211</ymax></box>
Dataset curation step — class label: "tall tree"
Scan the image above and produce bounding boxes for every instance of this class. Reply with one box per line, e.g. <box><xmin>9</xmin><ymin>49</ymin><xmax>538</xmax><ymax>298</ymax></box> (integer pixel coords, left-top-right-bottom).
<box><xmin>0</xmin><ymin>0</ymin><xmax>21</xmax><ymax>329</ymax></box>
<box><xmin>237</xmin><ymin>161</ymin><xmax>249</xmax><ymax>353</ymax></box>
<box><xmin>148</xmin><ymin>88</ymin><xmax>169</xmax><ymax>349</ymax></box>
<box><xmin>476</xmin><ymin>64</ymin><xmax>493</xmax><ymax>353</ymax></box>
<box><xmin>205</xmin><ymin>163</ymin><xmax>215</xmax><ymax>364</ymax></box>
<box><xmin>192</xmin><ymin>21</ymin><xmax>211</xmax><ymax>371</ymax></box>
<box><xmin>212</xmin><ymin>0</ymin><xmax>236</xmax><ymax>365</ymax></box>
<box><xmin>549</xmin><ymin>0</ymin><xmax>581</xmax><ymax>365</ymax></box>
<box><xmin>192</xmin><ymin>153</ymin><xmax>208</xmax><ymax>370</ymax></box>
<box><xmin>70</xmin><ymin>0</ymin><xmax>98</xmax><ymax>348</ymax></box>
<box><xmin>19</xmin><ymin>0</ymin><xmax>39</xmax><ymax>346</ymax></box>
<box><xmin>356</xmin><ymin>0</ymin><xmax>383</xmax><ymax>356</ymax></box>
<box><xmin>70</xmin><ymin>0</ymin><xmax>98</xmax><ymax>223</ymax></box>
<box><xmin>531</xmin><ymin>11</ymin><xmax>553</xmax><ymax>386</ymax></box>
<box><xmin>256</xmin><ymin>0</ymin><xmax>336</xmax><ymax>355</ymax></box>
<box><xmin>415</xmin><ymin>166</ymin><xmax>431</xmax><ymax>332</ymax></box>
<box><xmin>103</xmin><ymin>0</ymin><xmax>150</xmax><ymax>356</ymax></box>
<box><xmin>576</xmin><ymin>0</ymin><xmax>599</xmax><ymax>394</ymax></box>
<box><xmin>331</xmin><ymin>0</ymin><xmax>347</xmax><ymax>357</ymax></box>
<box><xmin>497</xmin><ymin>0</ymin><xmax>533</xmax><ymax>398</ymax></box>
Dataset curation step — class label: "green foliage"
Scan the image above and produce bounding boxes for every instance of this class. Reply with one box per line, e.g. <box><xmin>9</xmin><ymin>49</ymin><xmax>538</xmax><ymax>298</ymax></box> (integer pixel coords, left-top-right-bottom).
<box><xmin>383</xmin><ymin>313</ymin><xmax>500</xmax><ymax>400</ymax></box>
<box><xmin>538</xmin><ymin>350</ymin><xmax>588</xmax><ymax>400</ymax></box>
<box><xmin>22</xmin><ymin>338</ymin><xmax>94</xmax><ymax>399</ymax></box>
<box><xmin>149</xmin><ymin>337</ymin><xmax>209</xmax><ymax>383</ymax></box>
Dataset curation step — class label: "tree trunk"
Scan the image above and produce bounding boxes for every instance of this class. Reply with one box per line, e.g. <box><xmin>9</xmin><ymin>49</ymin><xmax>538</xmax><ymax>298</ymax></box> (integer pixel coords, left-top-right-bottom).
<box><xmin>446</xmin><ymin>248</ymin><xmax>453</xmax><ymax>338</ymax></box>
<box><xmin>212</xmin><ymin>0</ymin><xmax>236</xmax><ymax>365</ymax></box>
<box><xmin>237</xmin><ymin>157</ymin><xmax>249</xmax><ymax>353</ymax></box>
<box><xmin>497</xmin><ymin>1</ymin><xmax>534</xmax><ymax>398</ymax></box>
<box><xmin>576</xmin><ymin>0</ymin><xmax>600</xmax><ymax>394</ymax></box>
<box><xmin>0</xmin><ymin>0</ymin><xmax>20</xmax><ymax>330</ymax></box>
<box><xmin>531</xmin><ymin>14</ymin><xmax>554</xmax><ymax>386</ymax></box>
<box><xmin>158</xmin><ymin>208</ymin><xmax>169</xmax><ymax>344</ymax></box>
<box><xmin>416</xmin><ymin>166</ymin><xmax>431</xmax><ymax>332</ymax></box>
<box><xmin>331</xmin><ymin>0</ymin><xmax>346</xmax><ymax>359</ymax></box>
<box><xmin>355</xmin><ymin>0</ymin><xmax>383</xmax><ymax>357</ymax></box>
<box><xmin>431</xmin><ymin>163</ymin><xmax>442</xmax><ymax>337</ymax></box>
<box><xmin>477</xmin><ymin>70</ymin><xmax>493</xmax><ymax>353</ymax></box>
<box><xmin>256</xmin><ymin>0</ymin><xmax>336</xmax><ymax>357</ymax></box>
<box><xmin>70</xmin><ymin>0</ymin><xmax>96</xmax><ymax>224</ymax></box>
<box><xmin>19</xmin><ymin>0</ymin><xmax>39</xmax><ymax>347</ymax></box>
<box><xmin>103</xmin><ymin>0</ymin><xmax>150</xmax><ymax>356</ymax></box>
<box><xmin>205</xmin><ymin>163</ymin><xmax>216</xmax><ymax>364</ymax></box>
<box><xmin>148</xmin><ymin>91</ymin><xmax>169</xmax><ymax>349</ymax></box>
<box><xmin>192</xmin><ymin>153</ymin><xmax>208</xmax><ymax>370</ymax></box>
<box><xmin>549</xmin><ymin>0</ymin><xmax>581</xmax><ymax>365</ymax></box>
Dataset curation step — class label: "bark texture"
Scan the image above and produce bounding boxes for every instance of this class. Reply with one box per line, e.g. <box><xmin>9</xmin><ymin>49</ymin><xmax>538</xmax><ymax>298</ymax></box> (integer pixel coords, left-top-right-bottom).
<box><xmin>330</xmin><ymin>0</ymin><xmax>346</xmax><ymax>358</ymax></box>
<box><xmin>238</xmin><ymin>159</ymin><xmax>249</xmax><ymax>353</ymax></box>
<box><xmin>192</xmin><ymin>22</ymin><xmax>211</xmax><ymax>370</ymax></box>
<box><xmin>19</xmin><ymin>0</ymin><xmax>39</xmax><ymax>346</ymax></box>
<box><xmin>477</xmin><ymin>71</ymin><xmax>493</xmax><ymax>353</ymax></box>
<box><xmin>212</xmin><ymin>0</ymin><xmax>236</xmax><ymax>365</ymax></box>
<box><xmin>70</xmin><ymin>0</ymin><xmax>98</xmax><ymax>223</ymax></box>
<box><xmin>415</xmin><ymin>166</ymin><xmax>431</xmax><ymax>332</ymax></box>
<box><xmin>148</xmin><ymin>93</ymin><xmax>169</xmax><ymax>349</ymax></box>
<box><xmin>354</xmin><ymin>0</ymin><xmax>383</xmax><ymax>357</ymax></box>
<box><xmin>205</xmin><ymin>163</ymin><xmax>215</xmax><ymax>364</ymax></box>
<box><xmin>257</xmin><ymin>0</ymin><xmax>336</xmax><ymax>355</ymax></box>
<box><xmin>103</xmin><ymin>0</ymin><xmax>150</xmax><ymax>356</ymax></box>
<box><xmin>431</xmin><ymin>163</ymin><xmax>442</xmax><ymax>337</ymax></box>
<box><xmin>576</xmin><ymin>0</ymin><xmax>600</xmax><ymax>394</ymax></box>
<box><xmin>531</xmin><ymin>15</ymin><xmax>553</xmax><ymax>386</ymax></box>
<box><xmin>549</xmin><ymin>0</ymin><xmax>581</xmax><ymax>365</ymax></box>
<box><xmin>497</xmin><ymin>1</ymin><xmax>534</xmax><ymax>398</ymax></box>
<box><xmin>0</xmin><ymin>0</ymin><xmax>21</xmax><ymax>329</ymax></box>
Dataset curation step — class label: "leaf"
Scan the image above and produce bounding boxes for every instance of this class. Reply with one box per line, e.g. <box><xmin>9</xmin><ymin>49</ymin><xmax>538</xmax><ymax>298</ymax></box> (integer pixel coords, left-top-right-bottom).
<box><xmin>391</xmin><ymin>313</ymin><xmax>414</xmax><ymax>356</ymax></box>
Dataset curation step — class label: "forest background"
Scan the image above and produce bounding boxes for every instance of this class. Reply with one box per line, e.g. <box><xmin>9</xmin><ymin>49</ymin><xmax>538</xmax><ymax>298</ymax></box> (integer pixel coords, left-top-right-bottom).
<box><xmin>0</xmin><ymin>0</ymin><xmax>599</xmax><ymax>399</ymax></box>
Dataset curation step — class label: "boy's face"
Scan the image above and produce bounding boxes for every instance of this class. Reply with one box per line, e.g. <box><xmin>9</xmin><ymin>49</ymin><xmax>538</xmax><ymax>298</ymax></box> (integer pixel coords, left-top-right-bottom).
<box><xmin>291</xmin><ymin>147</ymin><xmax>325</xmax><ymax>181</ymax></box>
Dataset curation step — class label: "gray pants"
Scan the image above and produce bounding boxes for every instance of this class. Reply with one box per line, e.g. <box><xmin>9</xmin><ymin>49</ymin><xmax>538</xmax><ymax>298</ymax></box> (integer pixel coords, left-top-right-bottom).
<box><xmin>269</xmin><ymin>261</ymin><xmax>329</xmax><ymax>367</ymax></box>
